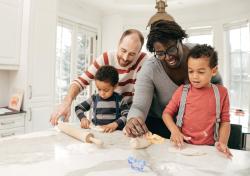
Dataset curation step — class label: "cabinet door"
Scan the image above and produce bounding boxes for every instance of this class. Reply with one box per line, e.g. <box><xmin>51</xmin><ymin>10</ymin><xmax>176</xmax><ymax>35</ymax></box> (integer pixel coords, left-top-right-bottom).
<box><xmin>25</xmin><ymin>0</ymin><xmax>57</xmax><ymax>132</ymax></box>
<box><xmin>0</xmin><ymin>0</ymin><xmax>23</xmax><ymax>69</ymax></box>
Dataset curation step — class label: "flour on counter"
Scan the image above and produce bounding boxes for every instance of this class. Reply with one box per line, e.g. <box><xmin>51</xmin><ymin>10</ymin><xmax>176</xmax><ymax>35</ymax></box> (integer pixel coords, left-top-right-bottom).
<box><xmin>84</xmin><ymin>167</ymin><xmax>156</xmax><ymax>176</ymax></box>
<box><xmin>17</xmin><ymin>130</ymin><xmax>58</xmax><ymax>139</ymax></box>
<box><xmin>66</xmin><ymin>143</ymin><xmax>99</xmax><ymax>154</ymax></box>
<box><xmin>157</xmin><ymin>162</ymin><xmax>214</xmax><ymax>176</ymax></box>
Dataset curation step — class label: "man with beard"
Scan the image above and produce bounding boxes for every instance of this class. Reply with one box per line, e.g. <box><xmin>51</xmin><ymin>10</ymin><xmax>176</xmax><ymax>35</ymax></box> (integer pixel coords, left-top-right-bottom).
<box><xmin>51</xmin><ymin>29</ymin><xmax>147</xmax><ymax>126</ymax></box>
<box><xmin>124</xmin><ymin>20</ymin><xmax>222</xmax><ymax>138</ymax></box>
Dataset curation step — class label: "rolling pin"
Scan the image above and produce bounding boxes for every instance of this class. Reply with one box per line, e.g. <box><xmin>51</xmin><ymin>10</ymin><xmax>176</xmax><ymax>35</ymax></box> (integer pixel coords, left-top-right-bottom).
<box><xmin>58</xmin><ymin>122</ymin><xmax>103</xmax><ymax>147</ymax></box>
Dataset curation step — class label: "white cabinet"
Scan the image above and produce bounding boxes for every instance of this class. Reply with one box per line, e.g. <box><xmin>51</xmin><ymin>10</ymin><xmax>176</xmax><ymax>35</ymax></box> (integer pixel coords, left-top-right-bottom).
<box><xmin>25</xmin><ymin>0</ymin><xmax>57</xmax><ymax>132</ymax></box>
<box><xmin>1</xmin><ymin>0</ymin><xmax>57</xmax><ymax>133</ymax></box>
<box><xmin>0</xmin><ymin>0</ymin><xmax>23</xmax><ymax>70</ymax></box>
<box><xmin>7</xmin><ymin>0</ymin><xmax>57</xmax><ymax>133</ymax></box>
<box><xmin>0</xmin><ymin>112</ymin><xmax>25</xmax><ymax>138</ymax></box>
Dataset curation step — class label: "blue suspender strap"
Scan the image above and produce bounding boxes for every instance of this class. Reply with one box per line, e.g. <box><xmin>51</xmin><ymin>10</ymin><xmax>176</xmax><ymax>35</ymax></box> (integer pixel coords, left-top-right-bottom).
<box><xmin>176</xmin><ymin>84</ymin><xmax>221</xmax><ymax>142</ymax></box>
<box><xmin>114</xmin><ymin>93</ymin><xmax>120</xmax><ymax>120</ymax></box>
<box><xmin>93</xmin><ymin>95</ymin><xmax>98</xmax><ymax>125</ymax></box>
<box><xmin>211</xmin><ymin>84</ymin><xmax>221</xmax><ymax>142</ymax></box>
<box><xmin>176</xmin><ymin>84</ymin><xmax>190</xmax><ymax>127</ymax></box>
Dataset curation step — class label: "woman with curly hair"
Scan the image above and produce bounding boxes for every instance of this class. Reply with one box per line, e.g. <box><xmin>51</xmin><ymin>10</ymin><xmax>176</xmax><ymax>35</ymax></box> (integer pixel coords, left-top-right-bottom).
<box><xmin>124</xmin><ymin>20</ymin><xmax>222</xmax><ymax>138</ymax></box>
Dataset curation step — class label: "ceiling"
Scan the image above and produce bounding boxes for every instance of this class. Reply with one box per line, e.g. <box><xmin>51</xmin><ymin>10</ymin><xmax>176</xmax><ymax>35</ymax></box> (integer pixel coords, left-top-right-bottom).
<box><xmin>78</xmin><ymin>0</ymin><xmax>228</xmax><ymax>14</ymax></box>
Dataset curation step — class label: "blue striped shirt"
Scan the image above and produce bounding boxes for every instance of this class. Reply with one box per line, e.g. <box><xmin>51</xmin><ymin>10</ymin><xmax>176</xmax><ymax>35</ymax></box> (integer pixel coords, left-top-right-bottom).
<box><xmin>75</xmin><ymin>92</ymin><xmax>129</xmax><ymax>129</ymax></box>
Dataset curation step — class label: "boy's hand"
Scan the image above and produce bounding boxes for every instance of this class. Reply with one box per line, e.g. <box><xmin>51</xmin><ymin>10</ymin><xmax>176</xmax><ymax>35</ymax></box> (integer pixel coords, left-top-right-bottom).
<box><xmin>215</xmin><ymin>141</ymin><xmax>233</xmax><ymax>159</ymax></box>
<box><xmin>80</xmin><ymin>118</ymin><xmax>90</xmax><ymax>129</ymax></box>
<box><xmin>101</xmin><ymin>122</ymin><xmax>118</xmax><ymax>133</ymax></box>
<box><xmin>170</xmin><ymin>129</ymin><xmax>191</xmax><ymax>148</ymax></box>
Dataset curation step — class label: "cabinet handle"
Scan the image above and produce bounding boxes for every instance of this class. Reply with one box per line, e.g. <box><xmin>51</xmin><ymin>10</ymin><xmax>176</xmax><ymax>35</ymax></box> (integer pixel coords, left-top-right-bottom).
<box><xmin>1</xmin><ymin>121</ymin><xmax>15</xmax><ymax>125</ymax></box>
<box><xmin>1</xmin><ymin>132</ymin><xmax>15</xmax><ymax>137</ymax></box>
<box><xmin>28</xmin><ymin>108</ymin><xmax>32</xmax><ymax>121</ymax></box>
<box><xmin>29</xmin><ymin>85</ymin><xmax>32</xmax><ymax>99</ymax></box>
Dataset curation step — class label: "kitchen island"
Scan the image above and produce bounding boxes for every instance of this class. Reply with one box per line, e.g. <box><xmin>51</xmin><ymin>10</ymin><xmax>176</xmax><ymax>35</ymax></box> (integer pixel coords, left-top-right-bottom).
<box><xmin>0</xmin><ymin>126</ymin><xmax>249</xmax><ymax>176</ymax></box>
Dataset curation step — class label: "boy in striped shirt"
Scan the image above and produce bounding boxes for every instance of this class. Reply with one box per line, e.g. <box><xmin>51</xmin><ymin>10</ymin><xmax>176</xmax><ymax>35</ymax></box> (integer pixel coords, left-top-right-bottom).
<box><xmin>75</xmin><ymin>66</ymin><xmax>129</xmax><ymax>133</ymax></box>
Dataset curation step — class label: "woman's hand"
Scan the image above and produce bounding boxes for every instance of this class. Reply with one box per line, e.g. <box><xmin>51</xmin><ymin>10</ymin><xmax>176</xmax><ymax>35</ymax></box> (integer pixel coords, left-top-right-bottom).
<box><xmin>124</xmin><ymin>117</ymin><xmax>148</xmax><ymax>137</ymax></box>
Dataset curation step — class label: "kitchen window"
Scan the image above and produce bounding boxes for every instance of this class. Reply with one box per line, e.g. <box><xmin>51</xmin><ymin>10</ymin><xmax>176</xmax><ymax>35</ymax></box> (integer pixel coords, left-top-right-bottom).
<box><xmin>224</xmin><ymin>21</ymin><xmax>250</xmax><ymax>117</ymax></box>
<box><xmin>184</xmin><ymin>26</ymin><xmax>213</xmax><ymax>46</ymax></box>
<box><xmin>55</xmin><ymin>18</ymin><xmax>97</xmax><ymax>119</ymax></box>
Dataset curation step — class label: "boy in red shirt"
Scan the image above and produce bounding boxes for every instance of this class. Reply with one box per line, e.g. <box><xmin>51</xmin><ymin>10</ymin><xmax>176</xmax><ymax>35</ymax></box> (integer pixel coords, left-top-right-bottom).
<box><xmin>162</xmin><ymin>44</ymin><xmax>232</xmax><ymax>158</ymax></box>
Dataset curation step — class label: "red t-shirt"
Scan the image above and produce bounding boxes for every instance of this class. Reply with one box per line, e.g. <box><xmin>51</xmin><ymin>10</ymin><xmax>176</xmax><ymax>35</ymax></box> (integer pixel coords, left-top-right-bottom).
<box><xmin>163</xmin><ymin>84</ymin><xmax>230</xmax><ymax>145</ymax></box>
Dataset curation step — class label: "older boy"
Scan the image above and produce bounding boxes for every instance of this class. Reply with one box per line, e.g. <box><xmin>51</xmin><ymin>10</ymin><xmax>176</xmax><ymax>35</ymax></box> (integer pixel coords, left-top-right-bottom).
<box><xmin>162</xmin><ymin>44</ymin><xmax>232</xmax><ymax>157</ymax></box>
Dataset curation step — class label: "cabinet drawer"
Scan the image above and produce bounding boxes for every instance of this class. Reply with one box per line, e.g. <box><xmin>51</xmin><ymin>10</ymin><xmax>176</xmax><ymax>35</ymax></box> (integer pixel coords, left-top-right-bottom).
<box><xmin>0</xmin><ymin>114</ymin><xmax>25</xmax><ymax>130</ymax></box>
<box><xmin>0</xmin><ymin>127</ymin><xmax>24</xmax><ymax>138</ymax></box>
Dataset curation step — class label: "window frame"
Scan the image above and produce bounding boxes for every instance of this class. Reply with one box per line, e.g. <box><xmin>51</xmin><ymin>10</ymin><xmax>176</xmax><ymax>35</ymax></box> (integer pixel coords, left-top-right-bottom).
<box><xmin>56</xmin><ymin>17</ymin><xmax>98</xmax><ymax>122</ymax></box>
<box><xmin>224</xmin><ymin>20</ymin><xmax>250</xmax><ymax>114</ymax></box>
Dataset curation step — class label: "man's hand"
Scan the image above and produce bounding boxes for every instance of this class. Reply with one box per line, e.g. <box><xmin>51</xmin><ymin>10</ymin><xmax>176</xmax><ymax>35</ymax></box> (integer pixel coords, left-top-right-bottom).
<box><xmin>101</xmin><ymin>122</ymin><xmax>118</xmax><ymax>133</ymax></box>
<box><xmin>215</xmin><ymin>141</ymin><xmax>233</xmax><ymax>159</ymax></box>
<box><xmin>124</xmin><ymin>117</ymin><xmax>148</xmax><ymax>137</ymax></box>
<box><xmin>80</xmin><ymin>118</ymin><xmax>90</xmax><ymax>129</ymax></box>
<box><xmin>50</xmin><ymin>101</ymin><xmax>71</xmax><ymax>126</ymax></box>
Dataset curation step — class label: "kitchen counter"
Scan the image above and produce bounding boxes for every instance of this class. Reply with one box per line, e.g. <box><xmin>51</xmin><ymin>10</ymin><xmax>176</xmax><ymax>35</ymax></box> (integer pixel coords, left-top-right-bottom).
<box><xmin>0</xmin><ymin>126</ymin><xmax>250</xmax><ymax>176</ymax></box>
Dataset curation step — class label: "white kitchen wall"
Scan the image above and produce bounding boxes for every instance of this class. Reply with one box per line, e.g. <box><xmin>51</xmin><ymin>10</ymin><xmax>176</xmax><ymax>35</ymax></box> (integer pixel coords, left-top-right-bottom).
<box><xmin>102</xmin><ymin>14</ymin><xmax>123</xmax><ymax>52</ymax></box>
<box><xmin>8</xmin><ymin>0</ymin><xmax>30</xmax><ymax>111</ymax></box>
<box><xmin>0</xmin><ymin>71</ymin><xmax>9</xmax><ymax>106</ymax></box>
<box><xmin>58</xmin><ymin>0</ymin><xmax>102</xmax><ymax>26</ymax></box>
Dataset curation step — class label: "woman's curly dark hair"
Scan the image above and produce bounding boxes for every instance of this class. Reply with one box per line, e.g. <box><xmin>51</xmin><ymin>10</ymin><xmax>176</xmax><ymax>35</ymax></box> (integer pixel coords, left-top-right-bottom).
<box><xmin>147</xmin><ymin>20</ymin><xmax>188</xmax><ymax>52</ymax></box>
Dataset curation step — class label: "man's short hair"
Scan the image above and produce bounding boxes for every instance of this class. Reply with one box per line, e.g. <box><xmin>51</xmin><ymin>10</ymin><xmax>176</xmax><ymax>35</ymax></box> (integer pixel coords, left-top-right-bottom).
<box><xmin>119</xmin><ymin>29</ymin><xmax>144</xmax><ymax>49</ymax></box>
<box><xmin>95</xmin><ymin>65</ymin><xmax>119</xmax><ymax>86</ymax></box>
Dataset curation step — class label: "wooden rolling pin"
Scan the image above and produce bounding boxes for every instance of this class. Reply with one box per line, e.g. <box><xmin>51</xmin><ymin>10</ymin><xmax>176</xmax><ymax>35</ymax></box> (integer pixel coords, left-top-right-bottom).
<box><xmin>58</xmin><ymin>122</ymin><xmax>103</xmax><ymax>147</ymax></box>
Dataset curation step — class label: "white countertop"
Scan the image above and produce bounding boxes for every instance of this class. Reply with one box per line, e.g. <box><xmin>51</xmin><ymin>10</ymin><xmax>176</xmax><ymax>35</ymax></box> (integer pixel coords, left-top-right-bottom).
<box><xmin>0</xmin><ymin>127</ymin><xmax>250</xmax><ymax>176</ymax></box>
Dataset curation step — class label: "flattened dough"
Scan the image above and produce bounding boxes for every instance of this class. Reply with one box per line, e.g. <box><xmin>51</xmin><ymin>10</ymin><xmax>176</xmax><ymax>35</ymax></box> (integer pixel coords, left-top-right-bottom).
<box><xmin>168</xmin><ymin>146</ymin><xmax>207</xmax><ymax>156</ymax></box>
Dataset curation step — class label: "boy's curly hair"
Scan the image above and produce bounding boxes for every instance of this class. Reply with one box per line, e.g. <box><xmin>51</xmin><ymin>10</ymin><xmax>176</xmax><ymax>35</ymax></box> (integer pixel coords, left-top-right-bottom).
<box><xmin>187</xmin><ymin>44</ymin><xmax>218</xmax><ymax>68</ymax></box>
<box><xmin>95</xmin><ymin>65</ymin><xmax>119</xmax><ymax>86</ymax></box>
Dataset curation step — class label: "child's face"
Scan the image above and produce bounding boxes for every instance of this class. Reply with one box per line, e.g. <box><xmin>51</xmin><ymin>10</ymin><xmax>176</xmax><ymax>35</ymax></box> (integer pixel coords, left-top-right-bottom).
<box><xmin>95</xmin><ymin>80</ymin><xmax>116</xmax><ymax>99</ymax></box>
<box><xmin>188</xmin><ymin>57</ymin><xmax>217</xmax><ymax>88</ymax></box>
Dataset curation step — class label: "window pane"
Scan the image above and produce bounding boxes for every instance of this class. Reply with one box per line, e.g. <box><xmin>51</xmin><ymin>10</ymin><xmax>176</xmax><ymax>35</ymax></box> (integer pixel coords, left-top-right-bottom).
<box><xmin>75</xmin><ymin>28</ymin><xmax>97</xmax><ymax>104</ymax></box>
<box><xmin>230</xmin><ymin>53</ymin><xmax>241</xmax><ymax>77</ymax></box>
<box><xmin>76</xmin><ymin>32</ymin><xmax>90</xmax><ymax>99</ymax></box>
<box><xmin>242</xmin><ymin>82</ymin><xmax>250</xmax><ymax>110</ymax></box>
<box><xmin>241</xmin><ymin>27</ymin><xmax>250</xmax><ymax>52</ymax></box>
<box><xmin>229</xmin><ymin>28</ymin><xmax>241</xmax><ymax>51</ymax></box>
<box><xmin>188</xmin><ymin>34</ymin><xmax>213</xmax><ymax>46</ymax></box>
<box><xmin>226</xmin><ymin>22</ymin><xmax>250</xmax><ymax>113</ymax></box>
<box><xmin>55</xmin><ymin>24</ymin><xmax>72</xmax><ymax>104</ymax></box>
<box><xmin>242</xmin><ymin>53</ymin><xmax>250</xmax><ymax>78</ymax></box>
<box><xmin>229</xmin><ymin>81</ymin><xmax>241</xmax><ymax>108</ymax></box>
<box><xmin>184</xmin><ymin>27</ymin><xmax>213</xmax><ymax>46</ymax></box>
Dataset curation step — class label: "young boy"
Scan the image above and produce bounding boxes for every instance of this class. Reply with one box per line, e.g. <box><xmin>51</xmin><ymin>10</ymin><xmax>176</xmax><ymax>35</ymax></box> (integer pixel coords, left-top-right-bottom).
<box><xmin>75</xmin><ymin>65</ymin><xmax>129</xmax><ymax>133</ymax></box>
<box><xmin>162</xmin><ymin>44</ymin><xmax>232</xmax><ymax>157</ymax></box>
